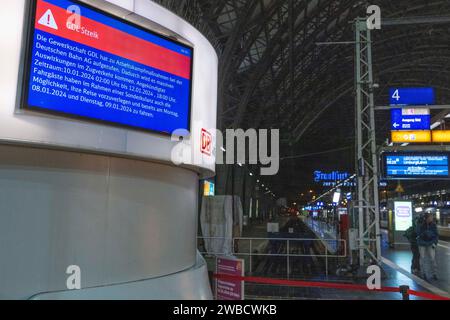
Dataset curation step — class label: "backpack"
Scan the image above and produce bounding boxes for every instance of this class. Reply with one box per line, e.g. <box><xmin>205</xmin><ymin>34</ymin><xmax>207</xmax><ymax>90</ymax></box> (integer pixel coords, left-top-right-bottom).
<box><xmin>404</xmin><ymin>226</ymin><xmax>416</xmax><ymax>242</ymax></box>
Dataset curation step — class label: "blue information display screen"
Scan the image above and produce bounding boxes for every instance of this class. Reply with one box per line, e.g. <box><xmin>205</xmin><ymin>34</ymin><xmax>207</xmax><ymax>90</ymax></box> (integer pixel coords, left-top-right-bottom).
<box><xmin>391</xmin><ymin>108</ymin><xmax>430</xmax><ymax>130</ymax></box>
<box><xmin>383</xmin><ymin>153</ymin><xmax>450</xmax><ymax>179</ymax></box>
<box><xmin>389</xmin><ymin>88</ymin><xmax>435</xmax><ymax>106</ymax></box>
<box><xmin>22</xmin><ymin>0</ymin><xmax>193</xmax><ymax>135</ymax></box>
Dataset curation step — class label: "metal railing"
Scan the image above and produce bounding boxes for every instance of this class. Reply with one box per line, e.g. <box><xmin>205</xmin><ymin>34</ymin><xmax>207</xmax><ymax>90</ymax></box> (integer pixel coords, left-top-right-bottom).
<box><xmin>197</xmin><ymin>236</ymin><xmax>347</xmax><ymax>279</ymax></box>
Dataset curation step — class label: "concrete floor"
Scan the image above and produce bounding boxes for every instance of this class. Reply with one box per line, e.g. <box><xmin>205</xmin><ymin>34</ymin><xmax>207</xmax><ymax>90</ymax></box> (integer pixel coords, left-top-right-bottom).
<box><xmin>381</xmin><ymin>230</ymin><xmax>450</xmax><ymax>296</ymax></box>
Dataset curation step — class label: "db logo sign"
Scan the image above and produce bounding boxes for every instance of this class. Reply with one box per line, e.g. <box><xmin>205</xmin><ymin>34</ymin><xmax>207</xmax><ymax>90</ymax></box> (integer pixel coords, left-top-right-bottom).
<box><xmin>201</xmin><ymin>129</ymin><xmax>212</xmax><ymax>156</ymax></box>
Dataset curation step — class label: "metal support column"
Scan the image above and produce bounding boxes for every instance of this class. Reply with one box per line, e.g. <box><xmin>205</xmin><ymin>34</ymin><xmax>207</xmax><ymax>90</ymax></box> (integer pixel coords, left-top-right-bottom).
<box><xmin>354</xmin><ymin>19</ymin><xmax>381</xmax><ymax>267</ymax></box>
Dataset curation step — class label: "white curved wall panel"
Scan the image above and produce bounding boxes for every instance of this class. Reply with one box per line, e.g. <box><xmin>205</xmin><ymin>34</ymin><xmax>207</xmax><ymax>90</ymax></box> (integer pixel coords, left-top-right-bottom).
<box><xmin>0</xmin><ymin>145</ymin><xmax>199</xmax><ymax>299</ymax></box>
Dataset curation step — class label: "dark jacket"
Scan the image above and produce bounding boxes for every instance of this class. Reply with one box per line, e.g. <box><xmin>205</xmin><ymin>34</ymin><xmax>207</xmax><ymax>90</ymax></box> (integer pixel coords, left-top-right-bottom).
<box><xmin>416</xmin><ymin>222</ymin><xmax>438</xmax><ymax>247</ymax></box>
<box><xmin>404</xmin><ymin>220</ymin><xmax>418</xmax><ymax>246</ymax></box>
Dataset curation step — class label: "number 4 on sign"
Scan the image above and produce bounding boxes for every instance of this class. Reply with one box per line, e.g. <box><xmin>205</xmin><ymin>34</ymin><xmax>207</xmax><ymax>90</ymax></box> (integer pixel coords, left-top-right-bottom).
<box><xmin>392</xmin><ymin>89</ymin><xmax>400</xmax><ymax>101</ymax></box>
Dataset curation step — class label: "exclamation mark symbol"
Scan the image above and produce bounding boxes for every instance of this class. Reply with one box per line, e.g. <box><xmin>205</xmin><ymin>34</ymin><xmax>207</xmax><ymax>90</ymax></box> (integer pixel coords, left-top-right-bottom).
<box><xmin>38</xmin><ymin>9</ymin><xmax>58</xmax><ymax>30</ymax></box>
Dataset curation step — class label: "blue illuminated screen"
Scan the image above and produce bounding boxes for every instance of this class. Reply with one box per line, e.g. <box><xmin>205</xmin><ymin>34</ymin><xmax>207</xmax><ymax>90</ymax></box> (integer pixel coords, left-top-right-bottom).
<box><xmin>384</xmin><ymin>154</ymin><xmax>449</xmax><ymax>179</ymax></box>
<box><xmin>24</xmin><ymin>0</ymin><xmax>193</xmax><ymax>134</ymax></box>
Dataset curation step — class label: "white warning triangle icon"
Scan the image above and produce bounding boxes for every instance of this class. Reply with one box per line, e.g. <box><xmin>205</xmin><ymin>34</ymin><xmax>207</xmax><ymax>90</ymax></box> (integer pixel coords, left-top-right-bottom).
<box><xmin>38</xmin><ymin>9</ymin><xmax>58</xmax><ymax>30</ymax></box>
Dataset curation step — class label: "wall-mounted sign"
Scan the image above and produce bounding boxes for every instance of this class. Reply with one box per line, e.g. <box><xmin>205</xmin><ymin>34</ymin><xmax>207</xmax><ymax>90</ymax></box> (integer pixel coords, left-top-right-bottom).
<box><xmin>267</xmin><ymin>223</ymin><xmax>279</xmax><ymax>233</ymax></box>
<box><xmin>391</xmin><ymin>130</ymin><xmax>431</xmax><ymax>143</ymax></box>
<box><xmin>390</xmin><ymin>88</ymin><xmax>435</xmax><ymax>106</ymax></box>
<box><xmin>216</xmin><ymin>257</ymin><xmax>244</xmax><ymax>300</ymax></box>
<box><xmin>22</xmin><ymin>0</ymin><xmax>193</xmax><ymax>135</ymax></box>
<box><xmin>203</xmin><ymin>180</ymin><xmax>215</xmax><ymax>196</ymax></box>
<box><xmin>322</xmin><ymin>180</ymin><xmax>386</xmax><ymax>188</ymax></box>
<box><xmin>394</xmin><ymin>201</ymin><xmax>413</xmax><ymax>231</ymax></box>
<box><xmin>304</xmin><ymin>206</ymin><xmax>322</xmax><ymax>211</ymax></box>
<box><xmin>382</xmin><ymin>152</ymin><xmax>450</xmax><ymax>180</ymax></box>
<box><xmin>432</xmin><ymin>130</ymin><xmax>450</xmax><ymax>143</ymax></box>
<box><xmin>313</xmin><ymin>171</ymin><xmax>350</xmax><ymax>184</ymax></box>
<box><xmin>201</xmin><ymin>128</ymin><xmax>213</xmax><ymax>156</ymax></box>
<box><xmin>391</xmin><ymin>108</ymin><xmax>430</xmax><ymax>131</ymax></box>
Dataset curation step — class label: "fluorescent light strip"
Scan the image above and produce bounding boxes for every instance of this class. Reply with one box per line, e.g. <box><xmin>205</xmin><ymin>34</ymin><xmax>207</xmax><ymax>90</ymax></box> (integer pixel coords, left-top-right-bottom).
<box><xmin>431</xmin><ymin>122</ymin><xmax>442</xmax><ymax>130</ymax></box>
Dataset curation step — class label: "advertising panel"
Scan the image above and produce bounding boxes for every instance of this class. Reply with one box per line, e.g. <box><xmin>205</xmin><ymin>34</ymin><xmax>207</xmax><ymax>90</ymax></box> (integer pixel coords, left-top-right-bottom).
<box><xmin>394</xmin><ymin>201</ymin><xmax>413</xmax><ymax>232</ymax></box>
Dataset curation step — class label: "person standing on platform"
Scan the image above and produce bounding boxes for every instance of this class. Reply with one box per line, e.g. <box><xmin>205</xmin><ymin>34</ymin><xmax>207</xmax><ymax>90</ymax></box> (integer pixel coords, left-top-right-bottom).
<box><xmin>416</xmin><ymin>212</ymin><xmax>439</xmax><ymax>281</ymax></box>
<box><xmin>403</xmin><ymin>216</ymin><xmax>420</xmax><ymax>275</ymax></box>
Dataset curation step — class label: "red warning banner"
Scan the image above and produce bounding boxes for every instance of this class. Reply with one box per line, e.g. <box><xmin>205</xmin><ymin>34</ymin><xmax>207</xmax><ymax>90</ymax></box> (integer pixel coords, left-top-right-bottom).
<box><xmin>34</xmin><ymin>0</ymin><xmax>192</xmax><ymax>79</ymax></box>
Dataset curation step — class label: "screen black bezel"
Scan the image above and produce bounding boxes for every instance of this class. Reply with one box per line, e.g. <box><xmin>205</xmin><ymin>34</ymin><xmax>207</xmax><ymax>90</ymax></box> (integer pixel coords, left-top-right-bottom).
<box><xmin>20</xmin><ymin>0</ymin><xmax>194</xmax><ymax>136</ymax></box>
<box><xmin>381</xmin><ymin>152</ymin><xmax>450</xmax><ymax>180</ymax></box>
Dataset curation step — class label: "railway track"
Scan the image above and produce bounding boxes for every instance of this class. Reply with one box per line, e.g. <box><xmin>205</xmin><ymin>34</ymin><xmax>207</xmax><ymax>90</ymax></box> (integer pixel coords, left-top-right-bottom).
<box><xmin>250</xmin><ymin>218</ymin><xmax>331</xmax><ymax>280</ymax></box>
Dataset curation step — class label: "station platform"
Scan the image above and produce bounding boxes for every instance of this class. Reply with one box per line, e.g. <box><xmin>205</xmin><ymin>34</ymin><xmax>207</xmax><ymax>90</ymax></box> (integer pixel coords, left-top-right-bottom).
<box><xmin>438</xmin><ymin>226</ymin><xmax>450</xmax><ymax>240</ymax></box>
<box><xmin>203</xmin><ymin>217</ymin><xmax>449</xmax><ymax>300</ymax></box>
<box><xmin>299</xmin><ymin>217</ymin><xmax>450</xmax><ymax>299</ymax></box>
<box><xmin>303</xmin><ymin>218</ymin><xmax>338</xmax><ymax>253</ymax></box>
<box><xmin>381</xmin><ymin>230</ymin><xmax>450</xmax><ymax>296</ymax></box>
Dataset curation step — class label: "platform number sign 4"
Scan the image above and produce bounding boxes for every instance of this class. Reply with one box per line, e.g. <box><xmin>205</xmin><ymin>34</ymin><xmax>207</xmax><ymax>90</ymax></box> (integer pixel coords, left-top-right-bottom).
<box><xmin>392</xmin><ymin>89</ymin><xmax>400</xmax><ymax>102</ymax></box>
<box><xmin>389</xmin><ymin>88</ymin><xmax>435</xmax><ymax>106</ymax></box>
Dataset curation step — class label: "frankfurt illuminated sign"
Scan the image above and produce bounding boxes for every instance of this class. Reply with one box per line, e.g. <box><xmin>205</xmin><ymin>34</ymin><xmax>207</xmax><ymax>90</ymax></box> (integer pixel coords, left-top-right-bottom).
<box><xmin>313</xmin><ymin>171</ymin><xmax>350</xmax><ymax>183</ymax></box>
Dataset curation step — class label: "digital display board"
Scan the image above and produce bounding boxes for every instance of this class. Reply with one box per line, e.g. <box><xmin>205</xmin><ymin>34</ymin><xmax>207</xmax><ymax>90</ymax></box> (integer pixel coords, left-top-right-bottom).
<box><xmin>382</xmin><ymin>153</ymin><xmax>450</xmax><ymax>180</ymax></box>
<box><xmin>394</xmin><ymin>201</ymin><xmax>413</xmax><ymax>232</ymax></box>
<box><xmin>22</xmin><ymin>0</ymin><xmax>193</xmax><ymax>135</ymax></box>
